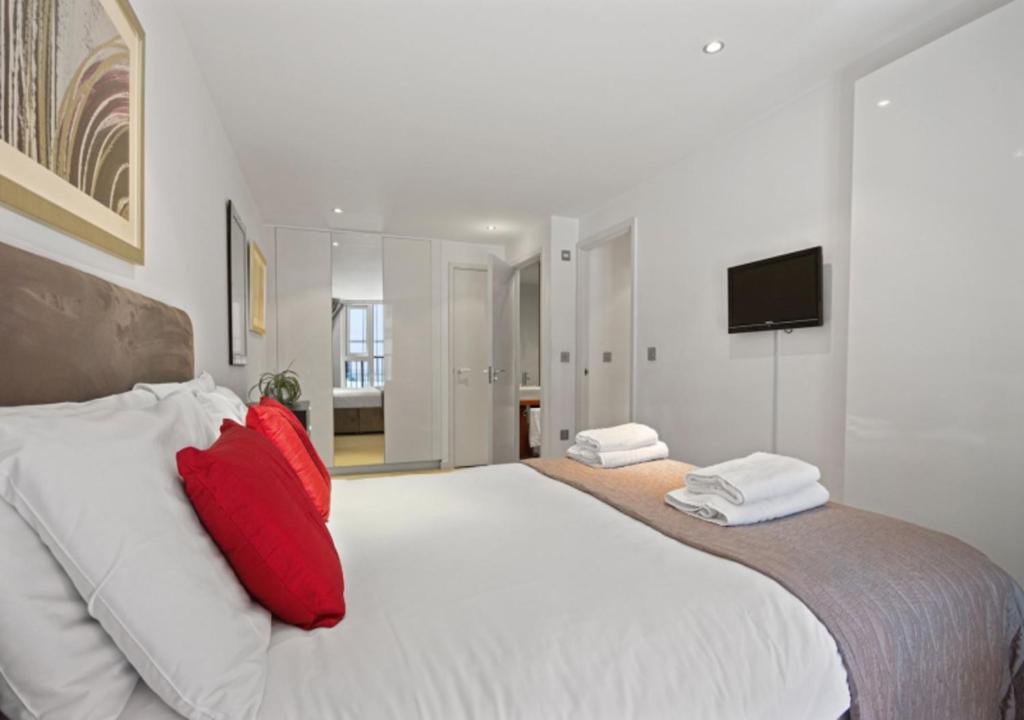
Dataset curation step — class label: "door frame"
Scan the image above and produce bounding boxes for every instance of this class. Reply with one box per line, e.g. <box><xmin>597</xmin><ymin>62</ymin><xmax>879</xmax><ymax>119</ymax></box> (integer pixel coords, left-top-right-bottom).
<box><xmin>448</xmin><ymin>262</ymin><xmax>489</xmax><ymax>468</ymax></box>
<box><xmin>511</xmin><ymin>253</ymin><xmax>542</xmax><ymax>459</ymax></box>
<box><xmin>575</xmin><ymin>218</ymin><xmax>638</xmax><ymax>431</ymax></box>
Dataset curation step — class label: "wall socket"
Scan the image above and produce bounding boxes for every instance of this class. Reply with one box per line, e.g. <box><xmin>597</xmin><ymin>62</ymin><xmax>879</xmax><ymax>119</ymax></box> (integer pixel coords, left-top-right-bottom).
<box><xmin>560</xmin><ymin>429</ymin><xmax>570</xmax><ymax>441</ymax></box>
<box><xmin>560</xmin><ymin>351</ymin><xmax>570</xmax><ymax>363</ymax></box>
<box><xmin>647</xmin><ymin>346</ymin><xmax>657</xmax><ymax>361</ymax></box>
<box><xmin>561</xmin><ymin>250</ymin><xmax>571</xmax><ymax>261</ymax></box>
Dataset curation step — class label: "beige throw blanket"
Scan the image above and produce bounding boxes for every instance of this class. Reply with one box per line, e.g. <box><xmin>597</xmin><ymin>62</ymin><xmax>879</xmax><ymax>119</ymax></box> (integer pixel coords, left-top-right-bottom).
<box><xmin>525</xmin><ymin>458</ymin><xmax>1024</xmax><ymax>720</ymax></box>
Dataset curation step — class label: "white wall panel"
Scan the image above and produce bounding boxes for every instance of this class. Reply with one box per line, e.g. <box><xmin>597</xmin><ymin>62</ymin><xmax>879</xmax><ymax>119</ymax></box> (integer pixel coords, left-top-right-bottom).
<box><xmin>384</xmin><ymin>236</ymin><xmax>436</xmax><ymax>463</ymax></box>
<box><xmin>275</xmin><ymin>228</ymin><xmax>334</xmax><ymax>466</ymax></box>
<box><xmin>846</xmin><ymin>0</ymin><xmax>1024</xmax><ymax>584</ymax></box>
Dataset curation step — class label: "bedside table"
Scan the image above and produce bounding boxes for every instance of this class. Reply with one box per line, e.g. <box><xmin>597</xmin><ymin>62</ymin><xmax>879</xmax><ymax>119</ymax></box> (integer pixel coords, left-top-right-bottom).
<box><xmin>287</xmin><ymin>400</ymin><xmax>312</xmax><ymax>436</ymax></box>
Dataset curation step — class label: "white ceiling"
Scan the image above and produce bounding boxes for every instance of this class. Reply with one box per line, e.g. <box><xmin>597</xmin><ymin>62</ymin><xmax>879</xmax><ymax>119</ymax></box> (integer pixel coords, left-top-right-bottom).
<box><xmin>174</xmin><ymin>0</ymin><xmax>1003</xmax><ymax>244</ymax></box>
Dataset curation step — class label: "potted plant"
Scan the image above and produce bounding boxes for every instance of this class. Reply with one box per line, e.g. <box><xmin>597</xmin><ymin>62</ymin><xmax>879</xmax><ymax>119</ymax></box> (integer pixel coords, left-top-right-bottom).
<box><xmin>249</xmin><ymin>364</ymin><xmax>302</xmax><ymax>407</ymax></box>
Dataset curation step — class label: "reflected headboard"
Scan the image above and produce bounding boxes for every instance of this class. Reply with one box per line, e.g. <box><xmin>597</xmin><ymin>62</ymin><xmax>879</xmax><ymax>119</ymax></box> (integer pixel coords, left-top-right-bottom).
<box><xmin>0</xmin><ymin>242</ymin><xmax>194</xmax><ymax>406</ymax></box>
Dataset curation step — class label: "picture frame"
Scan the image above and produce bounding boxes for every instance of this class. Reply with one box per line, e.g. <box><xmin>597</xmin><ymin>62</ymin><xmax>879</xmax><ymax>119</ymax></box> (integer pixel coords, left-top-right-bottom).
<box><xmin>0</xmin><ymin>0</ymin><xmax>146</xmax><ymax>264</ymax></box>
<box><xmin>227</xmin><ymin>200</ymin><xmax>248</xmax><ymax>366</ymax></box>
<box><xmin>249</xmin><ymin>241</ymin><xmax>267</xmax><ymax>336</ymax></box>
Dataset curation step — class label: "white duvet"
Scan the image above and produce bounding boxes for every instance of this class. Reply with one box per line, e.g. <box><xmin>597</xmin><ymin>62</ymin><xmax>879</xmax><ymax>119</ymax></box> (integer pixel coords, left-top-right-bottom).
<box><xmin>119</xmin><ymin>463</ymin><xmax>850</xmax><ymax>719</ymax></box>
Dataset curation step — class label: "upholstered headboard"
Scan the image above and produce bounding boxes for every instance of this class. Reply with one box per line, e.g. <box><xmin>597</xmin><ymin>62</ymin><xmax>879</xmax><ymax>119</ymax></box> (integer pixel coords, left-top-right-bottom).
<box><xmin>0</xmin><ymin>241</ymin><xmax>194</xmax><ymax>406</ymax></box>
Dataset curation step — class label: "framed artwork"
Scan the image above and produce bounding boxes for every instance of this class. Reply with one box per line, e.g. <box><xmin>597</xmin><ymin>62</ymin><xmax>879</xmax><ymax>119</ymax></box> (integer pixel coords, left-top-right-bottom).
<box><xmin>0</xmin><ymin>0</ymin><xmax>146</xmax><ymax>264</ymax></box>
<box><xmin>227</xmin><ymin>200</ymin><xmax>247</xmax><ymax>366</ymax></box>
<box><xmin>248</xmin><ymin>241</ymin><xmax>267</xmax><ymax>336</ymax></box>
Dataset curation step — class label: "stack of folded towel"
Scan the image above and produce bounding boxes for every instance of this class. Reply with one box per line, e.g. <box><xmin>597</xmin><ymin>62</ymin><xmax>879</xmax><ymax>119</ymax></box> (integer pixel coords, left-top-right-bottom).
<box><xmin>665</xmin><ymin>451</ymin><xmax>828</xmax><ymax>526</ymax></box>
<box><xmin>567</xmin><ymin>423</ymin><xmax>669</xmax><ymax>469</ymax></box>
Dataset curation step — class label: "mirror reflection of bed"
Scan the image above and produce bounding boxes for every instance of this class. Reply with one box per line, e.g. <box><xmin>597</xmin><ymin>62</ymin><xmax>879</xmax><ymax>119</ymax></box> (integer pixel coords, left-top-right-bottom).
<box><xmin>331</xmin><ymin>235</ymin><xmax>385</xmax><ymax>467</ymax></box>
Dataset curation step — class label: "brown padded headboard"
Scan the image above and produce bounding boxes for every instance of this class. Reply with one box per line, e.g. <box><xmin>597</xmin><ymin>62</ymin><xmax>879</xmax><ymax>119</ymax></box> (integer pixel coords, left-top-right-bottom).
<box><xmin>0</xmin><ymin>241</ymin><xmax>194</xmax><ymax>406</ymax></box>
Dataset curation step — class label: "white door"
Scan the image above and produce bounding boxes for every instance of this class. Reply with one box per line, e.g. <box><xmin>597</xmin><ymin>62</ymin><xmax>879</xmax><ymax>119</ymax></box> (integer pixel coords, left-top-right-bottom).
<box><xmin>489</xmin><ymin>255</ymin><xmax>517</xmax><ymax>464</ymax></box>
<box><xmin>578</xmin><ymin>231</ymin><xmax>633</xmax><ymax>431</ymax></box>
<box><xmin>451</xmin><ymin>268</ymin><xmax>490</xmax><ymax>467</ymax></box>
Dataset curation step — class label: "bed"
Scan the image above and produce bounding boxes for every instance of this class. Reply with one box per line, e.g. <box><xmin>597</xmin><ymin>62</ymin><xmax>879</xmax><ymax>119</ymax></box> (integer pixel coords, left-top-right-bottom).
<box><xmin>1</xmin><ymin>240</ymin><xmax>1021</xmax><ymax>720</ymax></box>
<box><xmin>333</xmin><ymin>387</ymin><xmax>384</xmax><ymax>434</ymax></box>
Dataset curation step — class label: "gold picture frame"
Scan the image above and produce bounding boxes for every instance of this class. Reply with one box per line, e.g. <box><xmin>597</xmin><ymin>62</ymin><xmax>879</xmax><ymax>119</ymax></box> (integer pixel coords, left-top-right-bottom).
<box><xmin>0</xmin><ymin>0</ymin><xmax>145</xmax><ymax>264</ymax></box>
<box><xmin>248</xmin><ymin>241</ymin><xmax>267</xmax><ymax>336</ymax></box>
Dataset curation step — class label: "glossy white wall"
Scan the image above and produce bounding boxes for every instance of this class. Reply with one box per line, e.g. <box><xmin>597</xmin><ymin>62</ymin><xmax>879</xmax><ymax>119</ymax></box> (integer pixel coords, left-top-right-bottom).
<box><xmin>846</xmin><ymin>0</ymin><xmax>1024</xmax><ymax>583</ymax></box>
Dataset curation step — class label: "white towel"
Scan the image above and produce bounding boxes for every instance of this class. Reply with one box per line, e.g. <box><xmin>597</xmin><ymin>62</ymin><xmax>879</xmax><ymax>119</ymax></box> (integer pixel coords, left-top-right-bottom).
<box><xmin>684</xmin><ymin>452</ymin><xmax>820</xmax><ymax>505</ymax></box>
<box><xmin>575</xmin><ymin>423</ymin><xmax>659</xmax><ymax>453</ymax></box>
<box><xmin>567</xmin><ymin>441</ymin><xmax>669</xmax><ymax>469</ymax></box>
<box><xmin>528</xmin><ymin>407</ymin><xmax>542</xmax><ymax>449</ymax></box>
<box><xmin>665</xmin><ymin>483</ymin><xmax>829</xmax><ymax>526</ymax></box>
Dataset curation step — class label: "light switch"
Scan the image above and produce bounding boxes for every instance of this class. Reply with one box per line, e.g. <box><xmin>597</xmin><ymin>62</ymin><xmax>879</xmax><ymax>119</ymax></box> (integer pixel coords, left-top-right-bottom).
<box><xmin>647</xmin><ymin>347</ymin><xmax>657</xmax><ymax>361</ymax></box>
<box><xmin>560</xmin><ymin>429</ymin><xmax>570</xmax><ymax>441</ymax></box>
<box><xmin>560</xmin><ymin>351</ymin><xmax>570</xmax><ymax>363</ymax></box>
<box><xmin>603</xmin><ymin>351</ymin><xmax>612</xmax><ymax>363</ymax></box>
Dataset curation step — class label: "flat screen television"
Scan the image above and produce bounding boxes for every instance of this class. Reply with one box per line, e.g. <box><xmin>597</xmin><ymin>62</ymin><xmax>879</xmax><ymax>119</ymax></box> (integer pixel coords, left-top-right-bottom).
<box><xmin>728</xmin><ymin>246</ymin><xmax>823</xmax><ymax>333</ymax></box>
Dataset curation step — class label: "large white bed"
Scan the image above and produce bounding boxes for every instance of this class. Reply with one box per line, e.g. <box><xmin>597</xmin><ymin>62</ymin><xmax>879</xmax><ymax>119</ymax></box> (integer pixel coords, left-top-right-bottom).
<box><xmin>117</xmin><ymin>463</ymin><xmax>850</xmax><ymax>719</ymax></box>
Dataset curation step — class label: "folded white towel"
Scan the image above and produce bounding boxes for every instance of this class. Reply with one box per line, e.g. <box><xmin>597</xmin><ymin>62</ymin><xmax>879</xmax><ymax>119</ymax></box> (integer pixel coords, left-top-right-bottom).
<box><xmin>684</xmin><ymin>452</ymin><xmax>820</xmax><ymax>505</ymax></box>
<box><xmin>665</xmin><ymin>483</ymin><xmax>829</xmax><ymax>526</ymax></box>
<box><xmin>575</xmin><ymin>423</ymin><xmax>659</xmax><ymax>453</ymax></box>
<box><xmin>528</xmin><ymin>407</ymin><xmax>542</xmax><ymax>450</ymax></box>
<box><xmin>567</xmin><ymin>441</ymin><xmax>669</xmax><ymax>469</ymax></box>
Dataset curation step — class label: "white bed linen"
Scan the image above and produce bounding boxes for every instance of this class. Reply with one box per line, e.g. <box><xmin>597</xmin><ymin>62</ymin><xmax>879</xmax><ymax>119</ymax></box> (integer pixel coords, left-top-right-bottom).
<box><xmin>119</xmin><ymin>463</ymin><xmax>850</xmax><ymax>720</ymax></box>
<box><xmin>332</xmin><ymin>387</ymin><xmax>382</xmax><ymax>409</ymax></box>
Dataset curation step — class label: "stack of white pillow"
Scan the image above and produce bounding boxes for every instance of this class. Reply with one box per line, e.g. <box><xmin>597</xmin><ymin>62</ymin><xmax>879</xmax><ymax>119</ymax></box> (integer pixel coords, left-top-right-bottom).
<box><xmin>0</xmin><ymin>374</ymin><xmax>269</xmax><ymax>720</ymax></box>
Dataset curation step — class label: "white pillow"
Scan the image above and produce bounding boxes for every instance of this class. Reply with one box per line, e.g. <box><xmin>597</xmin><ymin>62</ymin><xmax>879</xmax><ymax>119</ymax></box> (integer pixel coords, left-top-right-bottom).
<box><xmin>211</xmin><ymin>385</ymin><xmax>249</xmax><ymax>422</ymax></box>
<box><xmin>0</xmin><ymin>504</ymin><xmax>139</xmax><ymax>720</ymax></box>
<box><xmin>133</xmin><ymin>372</ymin><xmax>216</xmax><ymax>400</ymax></box>
<box><xmin>0</xmin><ymin>389</ymin><xmax>156</xmax><ymax>720</ymax></box>
<box><xmin>0</xmin><ymin>393</ymin><xmax>271</xmax><ymax>720</ymax></box>
<box><xmin>134</xmin><ymin>372</ymin><xmax>249</xmax><ymax>427</ymax></box>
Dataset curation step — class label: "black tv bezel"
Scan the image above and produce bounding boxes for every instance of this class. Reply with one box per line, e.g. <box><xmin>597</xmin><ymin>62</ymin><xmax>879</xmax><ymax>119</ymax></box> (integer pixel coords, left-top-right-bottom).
<box><xmin>727</xmin><ymin>246</ymin><xmax>824</xmax><ymax>334</ymax></box>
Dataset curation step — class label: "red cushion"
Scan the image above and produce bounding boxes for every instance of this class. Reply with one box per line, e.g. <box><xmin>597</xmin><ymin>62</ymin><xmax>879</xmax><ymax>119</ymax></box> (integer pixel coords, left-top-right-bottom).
<box><xmin>246</xmin><ymin>397</ymin><xmax>331</xmax><ymax>520</ymax></box>
<box><xmin>177</xmin><ymin>421</ymin><xmax>345</xmax><ymax>629</ymax></box>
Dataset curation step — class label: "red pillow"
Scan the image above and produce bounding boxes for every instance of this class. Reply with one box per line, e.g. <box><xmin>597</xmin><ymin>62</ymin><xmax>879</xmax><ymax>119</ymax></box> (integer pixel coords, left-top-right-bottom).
<box><xmin>247</xmin><ymin>397</ymin><xmax>331</xmax><ymax>520</ymax></box>
<box><xmin>177</xmin><ymin>420</ymin><xmax>345</xmax><ymax>629</ymax></box>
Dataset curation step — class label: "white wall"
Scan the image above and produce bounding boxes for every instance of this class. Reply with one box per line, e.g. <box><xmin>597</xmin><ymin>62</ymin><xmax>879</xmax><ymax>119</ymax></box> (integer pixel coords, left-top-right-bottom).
<box><xmin>579</xmin><ymin>83</ymin><xmax>853</xmax><ymax>495</ymax></box>
<box><xmin>275</xmin><ymin>228</ymin><xmax>333</xmax><ymax>465</ymax></box>
<box><xmin>0</xmin><ymin>0</ymin><xmax>275</xmax><ymax>399</ymax></box>
<box><xmin>845</xmin><ymin>0</ymin><xmax>1024</xmax><ymax>584</ymax></box>
<box><xmin>543</xmin><ymin>216</ymin><xmax>580</xmax><ymax>457</ymax></box>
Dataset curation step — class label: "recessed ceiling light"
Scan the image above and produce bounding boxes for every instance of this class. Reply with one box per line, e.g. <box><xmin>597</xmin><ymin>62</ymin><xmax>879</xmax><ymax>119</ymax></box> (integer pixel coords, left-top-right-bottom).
<box><xmin>702</xmin><ymin>40</ymin><xmax>725</xmax><ymax>55</ymax></box>
<box><xmin>486</xmin><ymin>224</ymin><xmax>497</xmax><ymax>231</ymax></box>
<box><xmin>333</xmin><ymin>207</ymin><xmax>344</xmax><ymax>214</ymax></box>
<box><xmin>332</xmin><ymin>241</ymin><xmax>339</xmax><ymax>247</ymax></box>
<box><xmin>877</xmin><ymin>99</ymin><xmax>892</xmax><ymax>108</ymax></box>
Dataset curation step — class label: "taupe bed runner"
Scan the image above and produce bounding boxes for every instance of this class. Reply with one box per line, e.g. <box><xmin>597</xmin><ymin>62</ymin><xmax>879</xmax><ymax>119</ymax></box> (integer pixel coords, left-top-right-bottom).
<box><xmin>525</xmin><ymin>458</ymin><xmax>1024</xmax><ymax>720</ymax></box>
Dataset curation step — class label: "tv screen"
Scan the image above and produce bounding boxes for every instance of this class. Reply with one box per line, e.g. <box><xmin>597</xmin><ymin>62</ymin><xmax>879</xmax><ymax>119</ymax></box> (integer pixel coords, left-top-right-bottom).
<box><xmin>728</xmin><ymin>247</ymin><xmax>823</xmax><ymax>333</ymax></box>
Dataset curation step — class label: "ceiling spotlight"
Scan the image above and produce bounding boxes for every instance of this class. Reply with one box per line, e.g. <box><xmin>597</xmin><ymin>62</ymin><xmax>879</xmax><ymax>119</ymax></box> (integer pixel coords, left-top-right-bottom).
<box><xmin>333</xmin><ymin>207</ymin><xmax>344</xmax><ymax>214</ymax></box>
<box><xmin>486</xmin><ymin>224</ymin><xmax>497</xmax><ymax>231</ymax></box>
<box><xmin>702</xmin><ymin>40</ymin><xmax>725</xmax><ymax>55</ymax></box>
<box><xmin>332</xmin><ymin>241</ymin><xmax>339</xmax><ymax>247</ymax></box>
<box><xmin>877</xmin><ymin>99</ymin><xmax>892</xmax><ymax>108</ymax></box>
